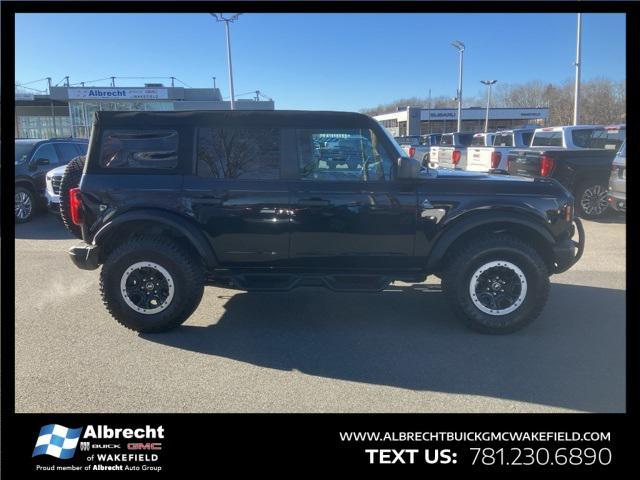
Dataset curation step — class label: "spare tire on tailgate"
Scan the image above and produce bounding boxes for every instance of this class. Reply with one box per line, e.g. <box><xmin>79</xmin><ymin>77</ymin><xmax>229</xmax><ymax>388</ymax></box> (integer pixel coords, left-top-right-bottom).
<box><xmin>59</xmin><ymin>155</ymin><xmax>85</xmax><ymax>239</ymax></box>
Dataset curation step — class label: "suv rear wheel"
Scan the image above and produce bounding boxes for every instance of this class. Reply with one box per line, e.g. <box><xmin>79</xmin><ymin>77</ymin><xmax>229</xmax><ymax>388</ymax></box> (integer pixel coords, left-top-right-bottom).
<box><xmin>575</xmin><ymin>181</ymin><xmax>609</xmax><ymax>219</ymax></box>
<box><xmin>100</xmin><ymin>235</ymin><xmax>204</xmax><ymax>333</ymax></box>
<box><xmin>441</xmin><ymin>234</ymin><xmax>549</xmax><ymax>334</ymax></box>
<box><xmin>15</xmin><ymin>186</ymin><xmax>36</xmax><ymax>223</ymax></box>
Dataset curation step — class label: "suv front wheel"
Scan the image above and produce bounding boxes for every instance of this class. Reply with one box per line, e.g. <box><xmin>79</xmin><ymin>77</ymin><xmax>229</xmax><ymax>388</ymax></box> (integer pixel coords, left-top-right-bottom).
<box><xmin>441</xmin><ymin>234</ymin><xmax>550</xmax><ymax>334</ymax></box>
<box><xmin>100</xmin><ymin>235</ymin><xmax>204</xmax><ymax>333</ymax></box>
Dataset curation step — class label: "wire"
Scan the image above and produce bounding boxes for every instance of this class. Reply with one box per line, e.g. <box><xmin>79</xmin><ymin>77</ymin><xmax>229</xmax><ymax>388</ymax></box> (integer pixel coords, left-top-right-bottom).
<box><xmin>15</xmin><ymin>84</ymin><xmax>47</xmax><ymax>94</ymax></box>
<box><xmin>15</xmin><ymin>77</ymin><xmax>48</xmax><ymax>87</ymax></box>
<box><xmin>173</xmin><ymin>78</ymin><xmax>193</xmax><ymax>88</ymax></box>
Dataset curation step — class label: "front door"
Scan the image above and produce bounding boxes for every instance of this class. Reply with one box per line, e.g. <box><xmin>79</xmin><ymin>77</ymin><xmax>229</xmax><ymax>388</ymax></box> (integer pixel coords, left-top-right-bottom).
<box><xmin>183</xmin><ymin>126</ymin><xmax>291</xmax><ymax>268</ymax></box>
<box><xmin>288</xmin><ymin>127</ymin><xmax>417</xmax><ymax>270</ymax></box>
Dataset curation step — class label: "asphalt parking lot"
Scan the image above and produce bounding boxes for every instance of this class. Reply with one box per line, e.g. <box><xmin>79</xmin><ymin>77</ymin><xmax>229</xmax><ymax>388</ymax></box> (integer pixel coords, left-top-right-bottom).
<box><xmin>15</xmin><ymin>211</ymin><xmax>625</xmax><ymax>413</ymax></box>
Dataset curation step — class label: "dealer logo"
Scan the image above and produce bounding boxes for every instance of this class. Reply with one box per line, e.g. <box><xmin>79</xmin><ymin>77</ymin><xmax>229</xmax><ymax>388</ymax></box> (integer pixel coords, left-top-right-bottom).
<box><xmin>32</xmin><ymin>424</ymin><xmax>83</xmax><ymax>459</ymax></box>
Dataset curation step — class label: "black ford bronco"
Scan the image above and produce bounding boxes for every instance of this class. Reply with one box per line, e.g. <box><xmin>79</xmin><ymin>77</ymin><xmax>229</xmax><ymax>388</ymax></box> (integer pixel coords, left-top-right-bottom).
<box><xmin>64</xmin><ymin>110</ymin><xmax>584</xmax><ymax>334</ymax></box>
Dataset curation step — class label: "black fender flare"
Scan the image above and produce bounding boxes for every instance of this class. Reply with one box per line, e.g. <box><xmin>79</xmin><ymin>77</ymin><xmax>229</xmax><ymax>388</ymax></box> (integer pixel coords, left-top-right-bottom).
<box><xmin>426</xmin><ymin>210</ymin><xmax>556</xmax><ymax>271</ymax></box>
<box><xmin>92</xmin><ymin>209</ymin><xmax>218</xmax><ymax>267</ymax></box>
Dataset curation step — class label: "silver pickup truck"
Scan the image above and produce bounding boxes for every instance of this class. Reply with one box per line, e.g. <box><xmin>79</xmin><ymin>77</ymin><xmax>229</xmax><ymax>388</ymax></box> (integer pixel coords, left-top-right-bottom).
<box><xmin>430</xmin><ymin>132</ymin><xmax>475</xmax><ymax>169</ymax></box>
<box><xmin>466</xmin><ymin>127</ymin><xmax>535</xmax><ymax>172</ymax></box>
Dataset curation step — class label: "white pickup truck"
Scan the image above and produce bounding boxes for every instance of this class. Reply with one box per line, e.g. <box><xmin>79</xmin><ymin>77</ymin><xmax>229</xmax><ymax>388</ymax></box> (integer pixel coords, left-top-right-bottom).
<box><xmin>527</xmin><ymin>124</ymin><xmax>624</xmax><ymax>150</ymax></box>
<box><xmin>465</xmin><ymin>128</ymin><xmax>535</xmax><ymax>172</ymax></box>
<box><xmin>395</xmin><ymin>134</ymin><xmax>441</xmax><ymax>166</ymax></box>
<box><xmin>429</xmin><ymin>132</ymin><xmax>475</xmax><ymax>169</ymax></box>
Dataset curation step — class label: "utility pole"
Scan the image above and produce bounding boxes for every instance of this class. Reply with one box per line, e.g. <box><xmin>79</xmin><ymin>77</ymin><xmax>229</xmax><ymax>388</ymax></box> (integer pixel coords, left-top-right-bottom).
<box><xmin>47</xmin><ymin>77</ymin><xmax>57</xmax><ymax>137</ymax></box>
<box><xmin>111</xmin><ymin>76</ymin><xmax>116</xmax><ymax>87</ymax></box>
<box><xmin>480</xmin><ymin>79</ymin><xmax>497</xmax><ymax>133</ymax></box>
<box><xmin>451</xmin><ymin>40</ymin><xmax>465</xmax><ymax>132</ymax></box>
<box><xmin>427</xmin><ymin>88</ymin><xmax>432</xmax><ymax>134</ymax></box>
<box><xmin>213</xmin><ymin>77</ymin><xmax>217</xmax><ymax>88</ymax></box>
<box><xmin>573</xmin><ymin>13</ymin><xmax>583</xmax><ymax>125</ymax></box>
<box><xmin>170</xmin><ymin>76</ymin><xmax>175</xmax><ymax>87</ymax></box>
<box><xmin>210</xmin><ymin>13</ymin><xmax>242</xmax><ymax>110</ymax></box>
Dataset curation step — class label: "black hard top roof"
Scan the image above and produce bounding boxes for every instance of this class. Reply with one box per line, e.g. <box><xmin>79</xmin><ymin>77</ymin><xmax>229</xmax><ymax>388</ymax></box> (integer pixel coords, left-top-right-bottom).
<box><xmin>94</xmin><ymin>109</ymin><xmax>376</xmax><ymax>129</ymax></box>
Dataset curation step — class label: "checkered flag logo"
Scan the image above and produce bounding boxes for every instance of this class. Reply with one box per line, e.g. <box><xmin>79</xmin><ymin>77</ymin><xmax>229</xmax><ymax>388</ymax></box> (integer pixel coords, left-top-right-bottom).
<box><xmin>32</xmin><ymin>424</ymin><xmax>83</xmax><ymax>459</ymax></box>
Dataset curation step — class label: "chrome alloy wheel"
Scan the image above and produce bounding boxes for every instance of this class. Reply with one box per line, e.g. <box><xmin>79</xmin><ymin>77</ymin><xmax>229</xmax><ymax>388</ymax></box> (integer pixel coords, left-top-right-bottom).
<box><xmin>15</xmin><ymin>191</ymin><xmax>33</xmax><ymax>220</ymax></box>
<box><xmin>120</xmin><ymin>262</ymin><xmax>175</xmax><ymax>314</ymax></box>
<box><xmin>580</xmin><ymin>184</ymin><xmax>609</xmax><ymax>216</ymax></box>
<box><xmin>469</xmin><ymin>261</ymin><xmax>527</xmax><ymax>316</ymax></box>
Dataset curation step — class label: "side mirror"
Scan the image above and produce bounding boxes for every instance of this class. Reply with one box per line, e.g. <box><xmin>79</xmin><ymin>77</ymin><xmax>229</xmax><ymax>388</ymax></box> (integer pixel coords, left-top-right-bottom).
<box><xmin>396</xmin><ymin>156</ymin><xmax>421</xmax><ymax>179</ymax></box>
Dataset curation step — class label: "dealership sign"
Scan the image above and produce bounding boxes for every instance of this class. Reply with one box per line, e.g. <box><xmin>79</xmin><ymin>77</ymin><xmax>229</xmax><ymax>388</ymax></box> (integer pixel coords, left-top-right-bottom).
<box><xmin>68</xmin><ymin>88</ymin><xmax>169</xmax><ymax>100</ymax></box>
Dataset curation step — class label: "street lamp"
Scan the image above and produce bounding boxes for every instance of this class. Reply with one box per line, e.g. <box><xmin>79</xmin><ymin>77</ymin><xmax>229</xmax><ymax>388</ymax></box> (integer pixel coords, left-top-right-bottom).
<box><xmin>450</xmin><ymin>40</ymin><xmax>465</xmax><ymax>132</ymax></box>
<box><xmin>480</xmin><ymin>79</ymin><xmax>497</xmax><ymax>133</ymax></box>
<box><xmin>210</xmin><ymin>13</ymin><xmax>242</xmax><ymax>110</ymax></box>
<box><xmin>573</xmin><ymin>13</ymin><xmax>582</xmax><ymax>125</ymax></box>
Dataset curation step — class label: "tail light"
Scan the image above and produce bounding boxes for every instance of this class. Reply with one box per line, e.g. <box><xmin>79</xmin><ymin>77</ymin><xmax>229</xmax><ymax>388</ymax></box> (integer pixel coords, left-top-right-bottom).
<box><xmin>491</xmin><ymin>151</ymin><xmax>502</xmax><ymax>169</ymax></box>
<box><xmin>540</xmin><ymin>154</ymin><xmax>555</xmax><ymax>177</ymax></box>
<box><xmin>408</xmin><ymin>146</ymin><xmax>416</xmax><ymax>158</ymax></box>
<box><xmin>452</xmin><ymin>150</ymin><xmax>461</xmax><ymax>165</ymax></box>
<box><xmin>69</xmin><ymin>187</ymin><xmax>84</xmax><ymax>225</ymax></box>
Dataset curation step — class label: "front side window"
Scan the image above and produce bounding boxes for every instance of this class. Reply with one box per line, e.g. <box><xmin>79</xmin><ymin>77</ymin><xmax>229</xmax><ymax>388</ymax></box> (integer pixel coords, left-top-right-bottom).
<box><xmin>297</xmin><ymin>128</ymin><xmax>392</xmax><ymax>182</ymax></box>
<box><xmin>100</xmin><ymin>130</ymin><xmax>178</xmax><ymax>169</ymax></box>
<box><xmin>197</xmin><ymin>127</ymin><xmax>281</xmax><ymax>180</ymax></box>
<box><xmin>33</xmin><ymin>144</ymin><xmax>60</xmax><ymax>166</ymax></box>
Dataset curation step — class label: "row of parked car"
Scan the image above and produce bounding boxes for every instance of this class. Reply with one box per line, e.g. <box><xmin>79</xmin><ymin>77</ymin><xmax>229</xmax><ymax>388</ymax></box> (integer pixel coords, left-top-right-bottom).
<box><xmin>395</xmin><ymin>124</ymin><xmax>626</xmax><ymax>219</ymax></box>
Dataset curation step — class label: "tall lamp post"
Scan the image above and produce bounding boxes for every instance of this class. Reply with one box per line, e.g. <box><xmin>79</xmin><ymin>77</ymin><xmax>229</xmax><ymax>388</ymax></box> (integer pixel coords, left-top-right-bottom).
<box><xmin>480</xmin><ymin>79</ymin><xmax>497</xmax><ymax>133</ymax></box>
<box><xmin>573</xmin><ymin>13</ymin><xmax>582</xmax><ymax>125</ymax></box>
<box><xmin>210</xmin><ymin>13</ymin><xmax>242</xmax><ymax>110</ymax></box>
<box><xmin>451</xmin><ymin>40</ymin><xmax>465</xmax><ymax>132</ymax></box>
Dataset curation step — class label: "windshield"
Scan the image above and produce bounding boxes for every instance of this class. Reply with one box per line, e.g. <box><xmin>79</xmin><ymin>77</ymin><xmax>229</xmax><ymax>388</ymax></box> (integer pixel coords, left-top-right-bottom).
<box><xmin>15</xmin><ymin>143</ymin><xmax>36</xmax><ymax>163</ymax></box>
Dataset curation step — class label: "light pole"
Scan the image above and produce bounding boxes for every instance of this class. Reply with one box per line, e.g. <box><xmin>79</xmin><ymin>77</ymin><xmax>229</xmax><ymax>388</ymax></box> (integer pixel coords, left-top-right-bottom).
<box><xmin>573</xmin><ymin>13</ymin><xmax>582</xmax><ymax>125</ymax></box>
<box><xmin>210</xmin><ymin>13</ymin><xmax>242</xmax><ymax>110</ymax></box>
<box><xmin>480</xmin><ymin>79</ymin><xmax>497</xmax><ymax>133</ymax></box>
<box><xmin>451</xmin><ymin>40</ymin><xmax>465</xmax><ymax>132</ymax></box>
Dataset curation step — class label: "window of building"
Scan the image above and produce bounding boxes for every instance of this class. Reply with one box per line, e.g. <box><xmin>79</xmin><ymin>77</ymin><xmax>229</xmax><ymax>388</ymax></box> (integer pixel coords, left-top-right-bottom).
<box><xmin>197</xmin><ymin>127</ymin><xmax>281</xmax><ymax>180</ymax></box>
<box><xmin>16</xmin><ymin>116</ymin><xmax>72</xmax><ymax>139</ymax></box>
<box><xmin>100</xmin><ymin>130</ymin><xmax>179</xmax><ymax>170</ymax></box>
<box><xmin>296</xmin><ymin>128</ymin><xmax>392</xmax><ymax>182</ymax></box>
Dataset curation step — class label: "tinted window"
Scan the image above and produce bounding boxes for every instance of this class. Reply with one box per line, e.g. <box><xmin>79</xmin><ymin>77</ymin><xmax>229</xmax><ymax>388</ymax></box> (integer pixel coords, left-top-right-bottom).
<box><xmin>56</xmin><ymin>143</ymin><xmax>83</xmax><ymax>163</ymax></box>
<box><xmin>457</xmin><ymin>134</ymin><xmax>474</xmax><ymax>146</ymax></box>
<box><xmin>532</xmin><ymin>131</ymin><xmax>563</xmax><ymax>147</ymax></box>
<box><xmin>297</xmin><ymin>128</ymin><xmax>392</xmax><ymax>182</ymax></box>
<box><xmin>493</xmin><ymin>134</ymin><xmax>514</xmax><ymax>147</ymax></box>
<box><xmin>571</xmin><ymin>128</ymin><xmax>599</xmax><ymax>148</ymax></box>
<box><xmin>33</xmin><ymin>144</ymin><xmax>60</xmax><ymax>165</ymax></box>
<box><xmin>587</xmin><ymin>128</ymin><xmax>626</xmax><ymax>150</ymax></box>
<box><xmin>440</xmin><ymin>134</ymin><xmax>454</xmax><ymax>146</ymax></box>
<box><xmin>100</xmin><ymin>130</ymin><xmax>178</xmax><ymax>169</ymax></box>
<box><xmin>15</xmin><ymin>143</ymin><xmax>36</xmax><ymax>162</ymax></box>
<box><xmin>197</xmin><ymin>127</ymin><xmax>280</xmax><ymax>180</ymax></box>
<box><xmin>521</xmin><ymin>132</ymin><xmax>533</xmax><ymax>146</ymax></box>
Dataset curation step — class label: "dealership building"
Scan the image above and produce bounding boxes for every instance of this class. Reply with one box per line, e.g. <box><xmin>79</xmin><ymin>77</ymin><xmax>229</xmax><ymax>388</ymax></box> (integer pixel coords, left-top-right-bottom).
<box><xmin>15</xmin><ymin>84</ymin><xmax>275</xmax><ymax>139</ymax></box>
<box><xmin>374</xmin><ymin>106</ymin><xmax>549</xmax><ymax>137</ymax></box>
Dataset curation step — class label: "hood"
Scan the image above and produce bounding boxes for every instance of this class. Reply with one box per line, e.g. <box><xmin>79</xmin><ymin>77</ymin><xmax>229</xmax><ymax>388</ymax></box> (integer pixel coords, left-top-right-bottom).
<box><xmin>46</xmin><ymin>164</ymin><xmax>68</xmax><ymax>177</ymax></box>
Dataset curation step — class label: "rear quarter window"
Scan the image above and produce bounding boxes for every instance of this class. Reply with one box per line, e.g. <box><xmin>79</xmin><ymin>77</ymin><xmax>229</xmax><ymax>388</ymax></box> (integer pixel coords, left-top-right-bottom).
<box><xmin>99</xmin><ymin>130</ymin><xmax>179</xmax><ymax>170</ymax></box>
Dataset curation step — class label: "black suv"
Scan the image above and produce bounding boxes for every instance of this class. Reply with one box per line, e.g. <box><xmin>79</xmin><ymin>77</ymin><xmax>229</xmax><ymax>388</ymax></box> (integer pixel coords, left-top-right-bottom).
<box><xmin>65</xmin><ymin>110</ymin><xmax>584</xmax><ymax>334</ymax></box>
<box><xmin>14</xmin><ymin>137</ymin><xmax>88</xmax><ymax>222</ymax></box>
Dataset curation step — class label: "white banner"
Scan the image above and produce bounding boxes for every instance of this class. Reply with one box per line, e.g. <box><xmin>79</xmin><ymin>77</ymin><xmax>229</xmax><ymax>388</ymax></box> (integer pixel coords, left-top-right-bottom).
<box><xmin>68</xmin><ymin>88</ymin><xmax>169</xmax><ymax>100</ymax></box>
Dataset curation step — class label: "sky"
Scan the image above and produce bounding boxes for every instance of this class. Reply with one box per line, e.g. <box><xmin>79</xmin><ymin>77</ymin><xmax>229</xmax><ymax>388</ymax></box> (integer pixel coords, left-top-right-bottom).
<box><xmin>15</xmin><ymin>13</ymin><xmax>626</xmax><ymax>111</ymax></box>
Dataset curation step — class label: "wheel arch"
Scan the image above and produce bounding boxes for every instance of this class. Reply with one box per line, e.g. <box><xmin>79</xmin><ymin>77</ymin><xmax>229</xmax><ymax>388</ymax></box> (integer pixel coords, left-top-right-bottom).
<box><xmin>426</xmin><ymin>211</ymin><xmax>556</xmax><ymax>274</ymax></box>
<box><xmin>92</xmin><ymin>209</ymin><xmax>218</xmax><ymax>268</ymax></box>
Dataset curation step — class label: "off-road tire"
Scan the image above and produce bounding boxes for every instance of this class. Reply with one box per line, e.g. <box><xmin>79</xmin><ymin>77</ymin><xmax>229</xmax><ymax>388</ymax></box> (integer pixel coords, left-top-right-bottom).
<box><xmin>59</xmin><ymin>156</ymin><xmax>85</xmax><ymax>239</ymax></box>
<box><xmin>15</xmin><ymin>186</ymin><xmax>36</xmax><ymax>223</ymax></box>
<box><xmin>574</xmin><ymin>180</ymin><xmax>610</xmax><ymax>219</ymax></box>
<box><xmin>100</xmin><ymin>235</ymin><xmax>205</xmax><ymax>333</ymax></box>
<box><xmin>441</xmin><ymin>234</ymin><xmax>550</xmax><ymax>334</ymax></box>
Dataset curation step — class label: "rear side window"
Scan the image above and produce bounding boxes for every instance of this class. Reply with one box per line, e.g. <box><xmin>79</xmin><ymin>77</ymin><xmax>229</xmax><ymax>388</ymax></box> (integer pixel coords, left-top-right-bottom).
<box><xmin>56</xmin><ymin>143</ymin><xmax>83</xmax><ymax>162</ymax></box>
<box><xmin>493</xmin><ymin>134</ymin><xmax>514</xmax><ymax>147</ymax></box>
<box><xmin>532</xmin><ymin>131</ymin><xmax>563</xmax><ymax>147</ymax></box>
<box><xmin>197</xmin><ymin>127</ymin><xmax>281</xmax><ymax>180</ymax></box>
<box><xmin>100</xmin><ymin>130</ymin><xmax>178</xmax><ymax>169</ymax></box>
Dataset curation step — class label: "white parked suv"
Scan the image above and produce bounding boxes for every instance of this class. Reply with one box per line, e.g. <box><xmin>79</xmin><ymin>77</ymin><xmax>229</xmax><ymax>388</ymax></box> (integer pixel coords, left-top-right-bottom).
<box><xmin>45</xmin><ymin>164</ymin><xmax>68</xmax><ymax>213</ymax></box>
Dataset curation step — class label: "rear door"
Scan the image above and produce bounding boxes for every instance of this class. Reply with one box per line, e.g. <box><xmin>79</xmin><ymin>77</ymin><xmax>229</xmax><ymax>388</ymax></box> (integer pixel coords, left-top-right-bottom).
<box><xmin>288</xmin><ymin>126</ymin><xmax>417</xmax><ymax>270</ymax></box>
<box><xmin>183</xmin><ymin>125</ymin><xmax>292</xmax><ymax>267</ymax></box>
